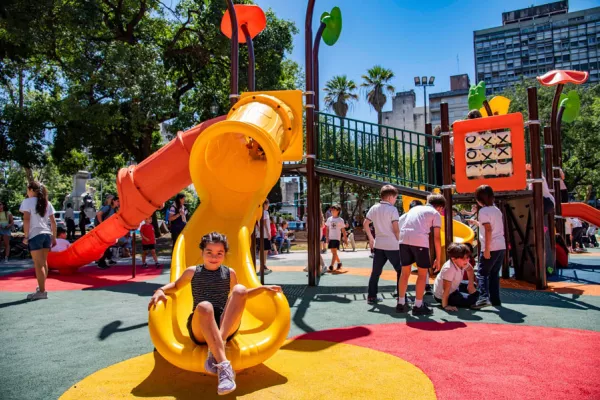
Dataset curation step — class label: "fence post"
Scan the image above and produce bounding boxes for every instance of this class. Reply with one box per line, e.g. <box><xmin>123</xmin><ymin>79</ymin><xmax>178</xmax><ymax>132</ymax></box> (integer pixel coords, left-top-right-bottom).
<box><xmin>440</xmin><ymin>103</ymin><xmax>453</xmax><ymax>251</ymax></box>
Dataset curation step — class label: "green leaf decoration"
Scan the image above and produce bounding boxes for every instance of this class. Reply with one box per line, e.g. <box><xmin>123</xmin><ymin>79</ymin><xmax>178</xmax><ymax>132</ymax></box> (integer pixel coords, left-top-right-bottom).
<box><xmin>559</xmin><ymin>90</ymin><xmax>581</xmax><ymax>123</ymax></box>
<box><xmin>321</xmin><ymin>7</ymin><xmax>342</xmax><ymax>46</ymax></box>
<box><xmin>468</xmin><ymin>81</ymin><xmax>487</xmax><ymax>110</ymax></box>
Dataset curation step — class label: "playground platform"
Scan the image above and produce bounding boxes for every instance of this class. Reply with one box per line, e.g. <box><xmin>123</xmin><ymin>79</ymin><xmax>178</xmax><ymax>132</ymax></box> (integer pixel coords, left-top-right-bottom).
<box><xmin>0</xmin><ymin>249</ymin><xmax>599</xmax><ymax>400</ymax></box>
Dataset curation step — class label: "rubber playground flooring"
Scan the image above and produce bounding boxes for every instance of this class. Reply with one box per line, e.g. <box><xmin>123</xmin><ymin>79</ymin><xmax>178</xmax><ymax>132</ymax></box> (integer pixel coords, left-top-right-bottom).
<box><xmin>1</xmin><ymin>250</ymin><xmax>599</xmax><ymax>400</ymax></box>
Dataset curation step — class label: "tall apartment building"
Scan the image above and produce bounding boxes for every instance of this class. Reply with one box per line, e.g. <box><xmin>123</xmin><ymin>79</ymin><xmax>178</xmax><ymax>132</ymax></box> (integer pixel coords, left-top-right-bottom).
<box><xmin>474</xmin><ymin>1</ymin><xmax>600</xmax><ymax>95</ymax></box>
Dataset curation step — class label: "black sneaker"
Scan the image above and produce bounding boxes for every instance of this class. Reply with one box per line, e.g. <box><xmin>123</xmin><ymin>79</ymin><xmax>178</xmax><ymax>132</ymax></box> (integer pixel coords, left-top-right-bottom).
<box><xmin>142</xmin><ymin>263</ymin><xmax>148</xmax><ymax>269</ymax></box>
<box><xmin>396</xmin><ymin>302</ymin><xmax>411</xmax><ymax>313</ymax></box>
<box><xmin>425</xmin><ymin>284</ymin><xmax>433</xmax><ymax>295</ymax></box>
<box><xmin>412</xmin><ymin>302</ymin><xmax>434</xmax><ymax>316</ymax></box>
<box><xmin>328</xmin><ymin>265</ymin><xmax>334</xmax><ymax>271</ymax></box>
<box><xmin>367</xmin><ymin>296</ymin><xmax>382</xmax><ymax>305</ymax></box>
<box><xmin>108</xmin><ymin>260</ymin><xmax>117</xmax><ymax>265</ymax></box>
<box><xmin>97</xmin><ymin>260</ymin><xmax>109</xmax><ymax>270</ymax></box>
<box><xmin>336</xmin><ymin>263</ymin><xmax>342</xmax><ymax>270</ymax></box>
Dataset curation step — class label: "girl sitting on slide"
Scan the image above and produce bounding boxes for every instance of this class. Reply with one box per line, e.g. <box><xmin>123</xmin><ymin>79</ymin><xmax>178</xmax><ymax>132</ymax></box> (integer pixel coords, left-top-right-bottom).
<box><xmin>148</xmin><ymin>232</ymin><xmax>282</xmax><ymax>395</ymax></box>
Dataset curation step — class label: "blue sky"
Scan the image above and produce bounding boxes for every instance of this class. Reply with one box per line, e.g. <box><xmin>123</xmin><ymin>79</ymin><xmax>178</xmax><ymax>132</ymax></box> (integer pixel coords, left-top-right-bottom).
<box><xmin>255</xmin><ymin>0</ymin><xmax>599</xmax><ymax>123</ymax></box>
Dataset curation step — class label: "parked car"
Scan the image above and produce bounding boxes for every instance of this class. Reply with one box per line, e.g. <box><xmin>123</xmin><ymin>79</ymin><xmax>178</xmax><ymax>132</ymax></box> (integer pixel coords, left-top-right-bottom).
<box><xmin>54</xmin><ymin>211</ymin><xmax>82</xmax><ymax>226</ymax></box>
<box><xmin>287</xmin><ymin>221</ymin><xmax>305</xmax><ymax>231</ymax></box>
<box><xmin>11</xmin><ymin>217</ymin><xmax>23</xmax><ymax>232</ymax></box>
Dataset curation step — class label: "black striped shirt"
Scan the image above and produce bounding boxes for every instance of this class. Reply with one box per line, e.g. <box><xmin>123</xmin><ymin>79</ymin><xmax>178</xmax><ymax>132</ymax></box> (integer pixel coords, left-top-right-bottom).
<box><xmin>190</xmin><ymin>265</ymin><xmax>231</xmax><ymax>313</ymax></box>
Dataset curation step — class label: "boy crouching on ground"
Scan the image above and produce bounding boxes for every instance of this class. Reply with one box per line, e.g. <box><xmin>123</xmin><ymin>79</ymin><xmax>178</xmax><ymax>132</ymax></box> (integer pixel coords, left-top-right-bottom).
<box><xmin>433</xmin><ymin>243</ymin><xmax>479</xmax><ymax>311</ymax></box>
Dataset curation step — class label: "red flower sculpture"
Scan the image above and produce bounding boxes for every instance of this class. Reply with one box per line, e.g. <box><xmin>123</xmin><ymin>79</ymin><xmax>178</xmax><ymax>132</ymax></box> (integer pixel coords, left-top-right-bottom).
<box><xmin>221</xmin><ymin>5</ymin><xmax>266</xmax><ymax>43</ymax></box>
<box><xmin>537</xmin><ymin>70</ymin><xmax>589</xmax><ymax>86</ymax></box>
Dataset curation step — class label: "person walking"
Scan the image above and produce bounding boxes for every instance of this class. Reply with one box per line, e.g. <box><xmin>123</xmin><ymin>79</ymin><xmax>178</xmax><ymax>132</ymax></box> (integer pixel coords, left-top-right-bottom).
<box><xmin>169</xmin><ymin>193</ymin><xmax>188</xmax><ymax>247</ymax></box>
<box><xmin>64</xmin><ymin>203</ymin><xmax>76</xmax><ymax>241</ymax></box>
<box><xmin>79</xmin><ymin>204</ymin><xmax>88</xmax><ymax>237</ymax></box>
<box><xmin>19</xmin><ymin>181</ymin><xmax>57</xmax><ymax>300</ymax></box>
<box><xmin>0</xmin><ymin>201</ymin><xmax>14</xmax><ymax>262</ymax></box>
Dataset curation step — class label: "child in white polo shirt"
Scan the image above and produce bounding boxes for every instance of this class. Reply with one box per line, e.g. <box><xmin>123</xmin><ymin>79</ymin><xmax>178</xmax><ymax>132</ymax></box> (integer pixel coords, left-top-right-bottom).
<box><xmin>433</xmin><ymin>243</ymin><xmax>479</xmax><ymax>311</ymax></box>
<box><xmin>325</xmin><ymin>204</ymin><xmax>348</xmax><ymax>271</ymax></box>
<box><xmin>363</xmin><ymin>185</ymin><xmax>401</xmax><ymax>305</ymax></box>
<box><xmin>398</xmin><ymin>194</ymin><xmax>445</xmax><ymax>316</ymax></box>
<box><xmin>472</xmin><ymin>185</ymin><xmax>506</xmax><ymax>309</ymax></box>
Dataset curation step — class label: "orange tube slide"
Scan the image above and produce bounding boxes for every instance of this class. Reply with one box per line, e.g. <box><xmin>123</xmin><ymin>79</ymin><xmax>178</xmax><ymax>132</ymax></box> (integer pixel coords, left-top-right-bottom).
<box><xmin>47</xmin><ymin>116</ymin><xmax>226</xmax><ymax>273</ymax></box>
<box><xmin>561</xmin><ymin>202</ymin><xmax>600</xmax><ymax>227</ymax></box>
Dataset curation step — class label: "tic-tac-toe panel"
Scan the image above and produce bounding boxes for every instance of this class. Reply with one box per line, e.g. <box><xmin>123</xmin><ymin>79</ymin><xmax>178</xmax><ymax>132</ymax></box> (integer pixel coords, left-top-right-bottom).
<box><xmin>453</xmin><ymin>113</ymin><xmax>526</xmax><ymax>193</ymax></box>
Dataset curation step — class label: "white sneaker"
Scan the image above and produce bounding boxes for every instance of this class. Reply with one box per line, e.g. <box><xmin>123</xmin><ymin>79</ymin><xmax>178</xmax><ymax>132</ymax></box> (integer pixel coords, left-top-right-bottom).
<box><xmin>28</xmin><ymin>291</ymin><xmax>48</xmax><ymax>301</ymax></box>
<box><xmin>3</xmin><ymin>257</ymin><xmax>7</xmax><ymax>262</ymax></box>
<box><xmin>216</xmin><ymin>360</ymin><xmax>236</xmax><ymax>395</ymax></box>
<box><xmin>303</xmin><ymin>266</ymin><xmax>308</xmax><ymax>272</ymax></box>
<box><xmin>321</xmin><ymin>265</ymin><xmax>328</xmax><ymax>275</ymax></box>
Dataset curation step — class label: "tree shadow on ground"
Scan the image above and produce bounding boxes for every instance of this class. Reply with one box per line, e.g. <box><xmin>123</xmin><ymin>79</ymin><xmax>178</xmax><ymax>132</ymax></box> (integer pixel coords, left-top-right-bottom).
<box><xmin>82</xmin><ymin>280</ymin><xmax>163</xmax><ymax>297</ymax></box>
<box><xmin>131</xmin><ymin>351</ymin><xmax>287</xmax><ymax>399</ymax></box>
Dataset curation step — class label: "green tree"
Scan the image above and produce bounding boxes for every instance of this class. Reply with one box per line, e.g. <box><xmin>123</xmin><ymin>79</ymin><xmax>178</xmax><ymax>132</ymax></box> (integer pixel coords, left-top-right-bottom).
<box><xmin>323</xmin><ymin>75</ymin><xmax>358</xmax><ymax>118</ymax></box>
<box><xmin>501</xmin><ymin>79</ymin><xmax>600</xmax><ymax>200</ymax></box>
<box><xmin>1</xmin><ymin>0</ymin><xmax>300</xmax><ymax>176</ymax></box>
<box><xmin>360</xmin><ymin>65</ymin><xmax>395</xmax><ymax>126</ymax></box>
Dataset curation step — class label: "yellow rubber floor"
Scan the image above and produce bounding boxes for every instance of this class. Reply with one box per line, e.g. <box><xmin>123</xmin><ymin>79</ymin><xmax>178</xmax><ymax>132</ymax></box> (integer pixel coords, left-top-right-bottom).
<box><xmin>60</xmin><ymin>339</ymin><xmax>436</xmax><ymax>400</ymax></box>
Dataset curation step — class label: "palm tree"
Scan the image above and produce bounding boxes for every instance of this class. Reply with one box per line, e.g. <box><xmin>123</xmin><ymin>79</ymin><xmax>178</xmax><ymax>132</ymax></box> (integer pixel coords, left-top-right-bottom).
<box><xmin>360</xmin><ymin>65</ymin><xmax>395</xmax><ymax>125</ymax></box>
<box><xmin>323</xmin><ymin>75</ymin><xmax>359</xmax><ymax>118</ymax></box>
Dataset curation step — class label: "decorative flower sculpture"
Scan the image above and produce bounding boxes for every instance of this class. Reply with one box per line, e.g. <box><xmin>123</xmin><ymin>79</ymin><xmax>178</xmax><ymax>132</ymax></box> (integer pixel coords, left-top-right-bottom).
<box><xmin>220</xmin><ymin>4</ymin><xmax>266</xmax><ymax>43</ymax></box>
<box><xmin>320</xmin><ymin>7</ymin><xmax>342</xmax><ymax>46</ymax></box>
<box><xmin>468</xmin><ymin>81</ymin><xmax>487</xmax><ymax>110</ymax></box>
<box><xmin>558</xmin><ymin>91</ymin><xmax>581</xmax><ymax>123</ymax></box>
<box><xmin>536</xmin><ymin>70</ymin><xmax>589</xmax><ymax>87</ymax></box>
<box><xmin>479</xmin><ymin>96</ymin><xmax>511</xmax><ymax>116</ymax></box>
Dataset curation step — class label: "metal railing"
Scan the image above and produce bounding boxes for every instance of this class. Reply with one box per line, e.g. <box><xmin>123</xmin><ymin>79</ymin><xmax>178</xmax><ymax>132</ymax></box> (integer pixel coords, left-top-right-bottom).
<box><xmin>316</xmin><ymin>112</ymin><xmax>439</xmax><ymax>192</ymax></box>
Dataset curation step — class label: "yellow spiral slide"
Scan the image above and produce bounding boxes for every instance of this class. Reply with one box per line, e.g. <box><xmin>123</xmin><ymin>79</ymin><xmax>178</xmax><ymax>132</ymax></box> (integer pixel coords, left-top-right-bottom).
<box><xmin>148</xmin><ymin>90</ymin><xmax>304</xmax><ymax>372</ymax></box>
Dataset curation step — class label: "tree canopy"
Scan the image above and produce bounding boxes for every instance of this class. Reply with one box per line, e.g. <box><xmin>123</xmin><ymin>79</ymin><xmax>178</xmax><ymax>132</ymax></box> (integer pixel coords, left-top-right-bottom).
<box><xmin>1</xmin><ymin>0</ymin><xmax>300</xmax><ymax>177</ymax></box>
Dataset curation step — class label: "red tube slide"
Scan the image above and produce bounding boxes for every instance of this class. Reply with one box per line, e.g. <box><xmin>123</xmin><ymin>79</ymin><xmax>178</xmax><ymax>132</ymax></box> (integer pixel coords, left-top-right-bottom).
<box><xmin>47</xmin><ymin>116</ymin><xmax>226</xmax><ymax>273</ymax></box>
<box><xmin>561</xmin><ymin>202</ymin><xmax>600</xmax><ymax>227</ymax></box>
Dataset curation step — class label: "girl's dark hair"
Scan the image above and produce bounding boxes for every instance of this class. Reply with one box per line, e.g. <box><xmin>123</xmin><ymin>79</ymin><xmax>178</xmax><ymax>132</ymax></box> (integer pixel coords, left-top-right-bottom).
<box><xmin>475</xmin><ymin>185</ymin><xmax>495</xmax><ymax>207</ymax></box>
<box><xmin>174</xmin><ymin>193</ymin><xmax>186</xmax><ymax>213</ymax></box>
<box><xmin>28</xmin><ymin>181</ymin><xmax>48</xmax><ymax>217</ymax></box>
<box><xmin>67</xmin><ymin>203</ymin><xmax>72</xmax><ymax>208</ymax></box>
<box><xmin>199</xmin><ymin>232</ymin><xmax>229</xmax><ymax>252</ymax></box>
<box><xmin>331</xmin><ymin>204</ymin><xmax>341</xmax><ymax>212</ymax></box>
<box><xmin>447</xmin><ymin>243</ymin><xmax>471</xmax><ymax>259</ymax></box>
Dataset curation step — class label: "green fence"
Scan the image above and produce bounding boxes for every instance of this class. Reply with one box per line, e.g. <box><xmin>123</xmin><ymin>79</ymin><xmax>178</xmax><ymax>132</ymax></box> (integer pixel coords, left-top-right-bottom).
<box><xmin>316</xmin><ymin>112</ymin><xmax>440</xmax><ymax>192</ymax></box>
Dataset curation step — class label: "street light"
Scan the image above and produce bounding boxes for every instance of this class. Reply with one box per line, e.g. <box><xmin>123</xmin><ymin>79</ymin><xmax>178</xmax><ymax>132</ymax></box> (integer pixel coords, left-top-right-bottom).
<box><xmin>414</xmin><ymin>75</ymin><xmax>435</xmax><ymax>125</ymax></box>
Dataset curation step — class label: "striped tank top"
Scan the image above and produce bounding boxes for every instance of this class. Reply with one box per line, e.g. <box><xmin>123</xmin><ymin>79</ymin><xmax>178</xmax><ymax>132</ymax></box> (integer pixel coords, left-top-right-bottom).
<box><xmin>190</xmin><ymin>265</ymin><xmax>231</xmax><ymax>313</ymax></box>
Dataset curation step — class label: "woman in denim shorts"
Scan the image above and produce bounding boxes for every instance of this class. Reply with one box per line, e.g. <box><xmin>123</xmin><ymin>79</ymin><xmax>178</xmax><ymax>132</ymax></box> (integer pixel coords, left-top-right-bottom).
<box><xmin>19</xmin><ymin>181</ymin><xmax>57</xmax><ymax>301</ymax></box>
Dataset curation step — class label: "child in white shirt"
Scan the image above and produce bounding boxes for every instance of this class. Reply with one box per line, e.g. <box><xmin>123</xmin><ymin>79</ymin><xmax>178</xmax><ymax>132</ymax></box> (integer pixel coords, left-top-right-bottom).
<box><xmin>433</xmin><ymin>243</ymin><xmax>478</xmax><ymax>311</ymax></box>
<box><xmin>325</xmin><ymin>204</ymin><xmax>347</xmax><ymax>272</ymax></box>
<box><xmin>363</xmin><ymin>185</ymin><xmax>401</xmax><ymax>305</ymax></box>
<box><xmin>472</xmin><ymin>185</ymin><xmax>506</xmax><ymax>309</ymax></box>
<box><xmin>51</xmin><ymin>227</ymin><xmax>71</xmax><ymax>252</ymax></box>
<box><xmin>398</xmin><ymin>194</ymin><xmax>445</xmax><ymax>316</ymax></box>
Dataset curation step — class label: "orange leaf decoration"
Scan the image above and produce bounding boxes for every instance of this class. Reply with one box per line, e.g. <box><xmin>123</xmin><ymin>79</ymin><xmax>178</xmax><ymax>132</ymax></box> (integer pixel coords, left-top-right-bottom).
<box><xmin>536</xmin><ymin>70</ymin><xmax>589</xmax><ymax>86</ymax></box>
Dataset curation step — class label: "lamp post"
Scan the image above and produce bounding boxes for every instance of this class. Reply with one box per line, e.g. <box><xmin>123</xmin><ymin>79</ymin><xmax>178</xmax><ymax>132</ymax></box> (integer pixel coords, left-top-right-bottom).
<box><xmin>414</xmin><ymin>76</ymin><xmax>435</xmax><ymax>125</ymax></box>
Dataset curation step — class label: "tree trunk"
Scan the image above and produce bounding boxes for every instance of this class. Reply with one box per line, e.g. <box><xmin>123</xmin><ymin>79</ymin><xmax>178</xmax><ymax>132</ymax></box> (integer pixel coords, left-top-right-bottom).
<box><xmin>18</xmin><ymin>67</ymin><xmax>34</xmax><ymax>183</ymax></box>
<box><xmin>585</xmin><ymin>184</ymin><xmax>593</xmax><ymax>203</ymax></box>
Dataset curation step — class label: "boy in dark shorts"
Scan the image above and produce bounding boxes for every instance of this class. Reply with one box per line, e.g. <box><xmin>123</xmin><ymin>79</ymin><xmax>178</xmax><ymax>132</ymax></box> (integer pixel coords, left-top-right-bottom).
<box><xmin>140</xmin><ymin>217</ymin><xmax>161</xmax><ymax>268</ymax></box>
<box><xmin>325</xmin><ymin>204</ymin><xmax>348</xmax><ymax>271</ymax></box>
<box><xmin>363</xmin><ymin>185</ymin><xmax>401</xmax><ymax>305</ymax></box>
<box><xmin>398</xmin><ymin>194</ymin><xmax>445</xmax><ymax>315</ymax></box>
